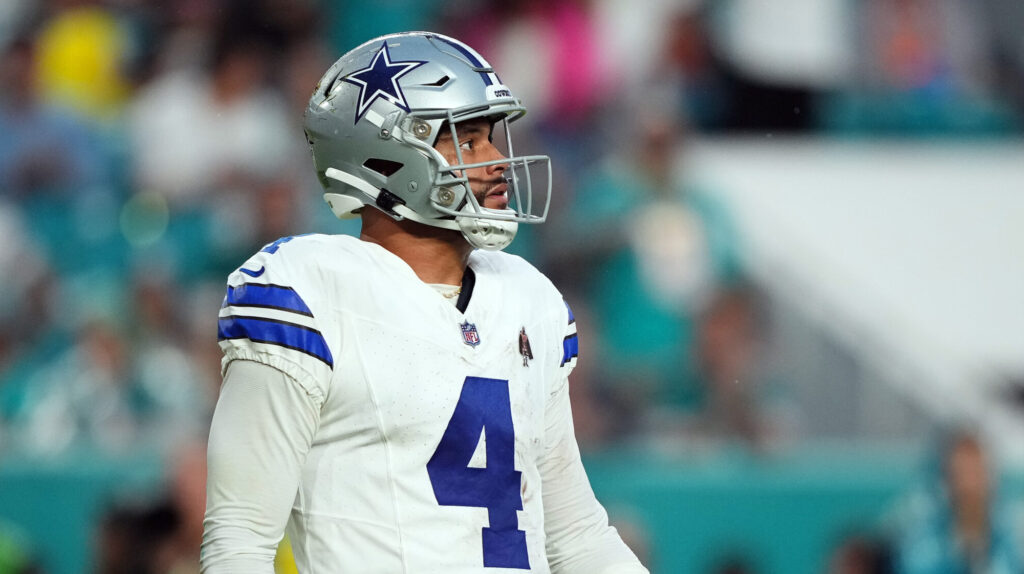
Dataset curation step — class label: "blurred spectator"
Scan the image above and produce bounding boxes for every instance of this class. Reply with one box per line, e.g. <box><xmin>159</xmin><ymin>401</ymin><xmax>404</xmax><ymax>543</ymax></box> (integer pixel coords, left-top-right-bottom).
<box><xmin>34</xmin><ymin>0</ymin><xmax>132</xmax><ymax>122</ymax></box>
<box><xmin>0</xmin><ymin>34</ymin><xmax>109</xmax><ymax>197</ymax></box>
<box><xmin>129</xmin><ymin>271</ymin><xmax>216</xmax><ymax>449</ymax></box>
<box><xmin>828</xmin><ymin>0</ymin><xmax>1019</xmax><ymax>134</ymax></box>
<box><xmin>591</xmin><ymin>0</ymin><xmax>680</xmax><ymax>96</ymax></box>
<box><xmin>0</xmin><ymin>202</ymin><xmax>55</xmax><ymax>369</ymax></box>
<box><xmin>639</xmin><ymin>5</ymin><xmax>733</xmax><ymax>132</ymax></box>
<box><xmin>666</xmin><ymin>284</ymin><xmax>795</xmax><ymax>449</ymax></box>
<box><xmin>3</xmin><ymin>266</ymin><xmax>217</xmax><ymax>455</ymax></box>
<box><xmin>9</xmin><ymin>319</ymin><xmax>137</xmax><ymax>456</ymax></box>
<box><xmin>153</xmin><ymin>0</ymin><xmax>228</xmax><ymax>75</ymax></box>
<box><xmin>712</xmin><ymin>0</ymin><xmax>854</xmax><ymax>131</ymax></box>
<box><xmin>128</xmin><ymin>29</ymin><xmax>294</xmax><ymax>208</ymax></box>
<box><xmin>126</xmin><ymin>27</ymin><xmax>302</xmax><ymax>279</ymax></box>
<box><xmin>552</xmin><ymin>106</ymin><xmax>740</xmax><ymax>413</ymax></box>
<box><xmin>892</xmin><ymin>429</ymin><xmax>1024</xmax><ymax>574</ymax></box>
<box><xmin>0</xmin><ymin>203</ymin><xmax>65</xmax><ymax>455</ymax></box>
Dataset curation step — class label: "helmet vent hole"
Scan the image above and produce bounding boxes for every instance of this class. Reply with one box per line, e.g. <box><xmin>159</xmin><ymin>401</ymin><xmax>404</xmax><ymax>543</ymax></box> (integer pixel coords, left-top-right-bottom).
<box><xmin>422</xmin><ymin>75</ymin><xmax>450</xmax><ymax>87</ymax></box>
<box><xmin>363</xmin><ymin>158</ymin><xmax>404</xmax><ymax>177</ymax></box>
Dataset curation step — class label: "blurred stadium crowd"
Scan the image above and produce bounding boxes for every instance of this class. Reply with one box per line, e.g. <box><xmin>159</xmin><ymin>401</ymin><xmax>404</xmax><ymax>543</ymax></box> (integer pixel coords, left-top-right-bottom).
<box><xmin>0</xmin><ymin>0</ymin><xmax>1023</xmax><ymax>572</ymax></box>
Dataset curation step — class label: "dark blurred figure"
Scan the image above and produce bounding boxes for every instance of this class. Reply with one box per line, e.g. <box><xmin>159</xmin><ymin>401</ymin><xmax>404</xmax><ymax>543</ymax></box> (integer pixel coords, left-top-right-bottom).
<box><xmin>704</xmin><ymin>0</ymin><xmax>853</xmax><ymax>132</ymax></box>
<box><xmin>659</xmin><ymin>7</ymin><xmax>730</xmax><ymax>132</ymax></box>
<box><xmin>708</xmin><ymin>553</ymin><xmax>760</xmax><ymax>574</ymax></box>
<box><xmin>685</xmin><ymin>286</ymin><xmax>777</xmax><ymax>447</ymax></box>
<box><xmin>634</xmin><ymin>5</ymin><xmax>732</xmax><ymax>133</ymax></box>
<box><xmin>158</xmin><ymin>442</ymin><xmax>207</xmax><ymax>573</ymax></box>
<box><xmin>893</xmin><ymin>429</ymin><xmax>1023</xmax><ymax>573</ymax></box>
<box><xmin>826</xmin><ymin>533</ymin><xmax>893</xmax><ymax>574</ymax></box>
<box><xmin>94</xmin><ymin>441</ymin><xmax>207</xmax><ymax>574</ymax></box>
<box><xmin>647</xmin><ymin>283</ymin><xmax>796</xmax><ymax>451</ymax></box>
<box><xmin>95</xmin><ymin>499</ymin><xmax>179</xmax><ymax>574</ymax></box>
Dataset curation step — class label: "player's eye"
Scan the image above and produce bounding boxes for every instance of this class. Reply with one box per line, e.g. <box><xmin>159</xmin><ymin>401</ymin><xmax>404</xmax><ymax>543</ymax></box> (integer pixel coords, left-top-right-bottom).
<box><xmin>459</xmin><ymin>140</ymin><xmax>474</xmax><ymax>152</ymax></box>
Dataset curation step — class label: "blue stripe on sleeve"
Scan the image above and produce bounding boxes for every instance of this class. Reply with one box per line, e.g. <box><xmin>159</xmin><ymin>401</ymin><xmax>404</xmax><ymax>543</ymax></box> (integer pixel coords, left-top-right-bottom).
<box><xmin>223</xmin><ymin>284</ymin><xmax>313</xmax><ymax>317</ymax></box>
<box><xmin>260</xmin><ymin>234</ymin><xmax>310</xmax><ymax>254</ymax></box>
<box><xmin>561</xmin><ymin>334</ymin><xmax>579</xmax><ymax>366</ymax></box>
<box><xmin>564</xmin><ymin>300</ymin><xmax>575</xmax><ymax>324</ymax></box>
<box><xmin>218</xmin><ymin>316</ymin><xmax>333</xmax><ymax>367</ymax></box>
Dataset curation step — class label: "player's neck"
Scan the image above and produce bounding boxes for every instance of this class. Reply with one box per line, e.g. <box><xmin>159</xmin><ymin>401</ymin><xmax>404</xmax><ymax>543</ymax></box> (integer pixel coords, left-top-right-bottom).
<box><xmin>359</xmin><ymin>210</ymin><xmax>471</xmax><ymax>285</ymax></box>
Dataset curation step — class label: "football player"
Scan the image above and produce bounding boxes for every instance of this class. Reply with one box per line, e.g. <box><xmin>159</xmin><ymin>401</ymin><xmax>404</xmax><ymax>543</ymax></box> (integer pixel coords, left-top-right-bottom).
<box><xmin>201</xmin><ymin>32</ymin><xmax>649</xmax><ymax>574</ymax></box>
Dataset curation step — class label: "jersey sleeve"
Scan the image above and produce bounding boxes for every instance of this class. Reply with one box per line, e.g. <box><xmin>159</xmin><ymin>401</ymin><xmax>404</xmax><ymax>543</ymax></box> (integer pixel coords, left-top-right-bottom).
<box><xmin>540</xmin><ymin>368</ymin><xmax>648</xmax><ymax>574</ymax></box>
<box><xmin>540</xmin><ymin>297</ymin><xmax>648</xmax><ymax>573</ymax></box>
<box><xmin>216</xmin><ymin>237</ymin><xmax>335</xmax><ymax>404</ymax></box>
<box><xmin>201</xmin><ymin>360</ymin><xmax>321</xmax><ymax>573</ymax></box>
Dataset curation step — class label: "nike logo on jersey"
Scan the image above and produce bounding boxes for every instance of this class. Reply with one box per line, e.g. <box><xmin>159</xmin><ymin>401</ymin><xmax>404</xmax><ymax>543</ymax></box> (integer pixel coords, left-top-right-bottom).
<box><xmin>240</xmin><ymin>266</ymin><xmax>266</xmax><ymax>278</ymax></box>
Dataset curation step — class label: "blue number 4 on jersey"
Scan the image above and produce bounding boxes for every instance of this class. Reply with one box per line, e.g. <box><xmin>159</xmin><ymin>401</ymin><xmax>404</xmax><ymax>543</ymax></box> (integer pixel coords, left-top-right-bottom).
<box><xmin>427</xmin><ymin>376</ymin><xmax>530</xmax><ymax>569</ymax></box>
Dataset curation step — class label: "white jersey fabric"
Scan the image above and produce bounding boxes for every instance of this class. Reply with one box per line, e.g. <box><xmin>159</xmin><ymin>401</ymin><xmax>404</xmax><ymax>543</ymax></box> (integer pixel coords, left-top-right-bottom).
<box><xmin>201</xmin><ymin>234</ymin><xmax>647</xmax><ymax>574</ymax></box>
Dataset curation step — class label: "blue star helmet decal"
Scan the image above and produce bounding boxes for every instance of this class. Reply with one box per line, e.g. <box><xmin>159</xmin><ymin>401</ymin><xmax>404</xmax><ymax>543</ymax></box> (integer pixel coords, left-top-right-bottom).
<box><xmin>342</xmin><ymin>42</ymin><xmax>426</xmax><ymax>124</ymax></box>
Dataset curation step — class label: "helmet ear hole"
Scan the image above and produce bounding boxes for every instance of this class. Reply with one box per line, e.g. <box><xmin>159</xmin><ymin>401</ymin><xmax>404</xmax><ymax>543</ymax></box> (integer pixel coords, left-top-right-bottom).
<box><xmin>362</xmin><ymin>158</ymin><xmax>404</xmax><ymax>177</ymax></box>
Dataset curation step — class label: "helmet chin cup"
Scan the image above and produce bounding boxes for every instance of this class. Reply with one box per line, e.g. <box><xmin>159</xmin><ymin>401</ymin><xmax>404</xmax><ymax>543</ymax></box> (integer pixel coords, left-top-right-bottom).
<box><xmin>458</xmin><ymin>210</ymin><xmax>519</xmax><ymax>251</ymax></box>
<box><xmin>323</xmin><ymin>192</ymin><xmax>365</xmax><ymax>219</ymax></box>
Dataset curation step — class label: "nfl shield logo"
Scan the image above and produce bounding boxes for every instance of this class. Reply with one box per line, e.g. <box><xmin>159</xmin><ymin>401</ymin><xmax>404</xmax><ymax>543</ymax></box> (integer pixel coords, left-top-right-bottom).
<box><xmin>460</xmin><ymin>321</ymin><xmax>481</xmax><ymax>347</ymax></box>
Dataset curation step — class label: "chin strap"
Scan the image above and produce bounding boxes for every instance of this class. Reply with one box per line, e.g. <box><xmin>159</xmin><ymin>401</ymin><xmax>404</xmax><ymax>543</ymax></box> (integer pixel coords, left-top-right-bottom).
<box><xmin>324</xmin><ymin>168</ymin><xmax>460</xmax><ymax>231</ymax></box>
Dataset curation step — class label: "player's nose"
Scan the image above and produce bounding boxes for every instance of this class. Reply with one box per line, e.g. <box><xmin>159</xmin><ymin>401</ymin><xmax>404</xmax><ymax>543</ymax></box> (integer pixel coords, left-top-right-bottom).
<box><xmin>483</xmin><ymin>141</ymin><xmax>507</xmax><ymax>173</ymax></box>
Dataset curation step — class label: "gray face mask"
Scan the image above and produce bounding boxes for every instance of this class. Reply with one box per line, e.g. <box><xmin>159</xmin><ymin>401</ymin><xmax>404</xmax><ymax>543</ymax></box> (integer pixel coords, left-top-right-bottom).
<box><xmin>304</xmin><ymin>32</ymin><xmax>552</xmax><ymax>251</ymax></box>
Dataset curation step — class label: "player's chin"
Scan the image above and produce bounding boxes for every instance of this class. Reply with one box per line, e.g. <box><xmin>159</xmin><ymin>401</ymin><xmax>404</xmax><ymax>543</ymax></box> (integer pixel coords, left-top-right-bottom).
<box><xmin>479</xmin><ymin>193</ymin><xmax>509</xmax><ymax>211</ymax></box>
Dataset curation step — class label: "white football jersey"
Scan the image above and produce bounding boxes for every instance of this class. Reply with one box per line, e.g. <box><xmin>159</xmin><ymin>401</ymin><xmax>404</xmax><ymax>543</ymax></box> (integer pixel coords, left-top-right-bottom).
<box><xmin>217</xmin><ymin>234</ymin><xmax>579</xmax><ymax>573</ymax></box>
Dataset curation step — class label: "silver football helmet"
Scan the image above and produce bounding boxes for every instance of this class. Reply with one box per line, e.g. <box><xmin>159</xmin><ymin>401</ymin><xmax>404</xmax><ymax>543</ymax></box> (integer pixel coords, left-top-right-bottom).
<box><xmin>303</xmin><ymin>31</ymin><xmax>551</xmax><ymax>250</ymax></box>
